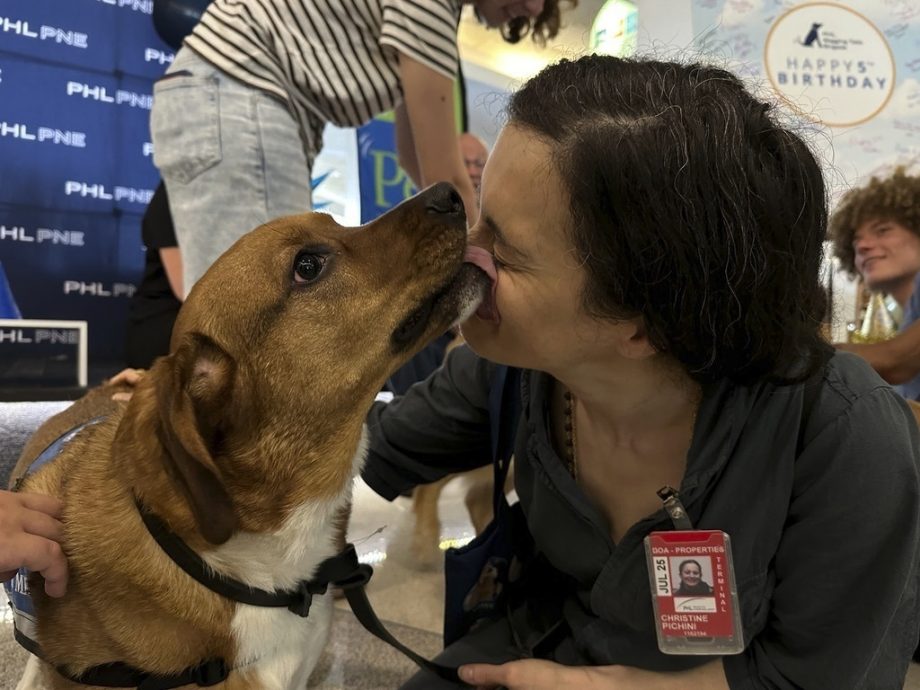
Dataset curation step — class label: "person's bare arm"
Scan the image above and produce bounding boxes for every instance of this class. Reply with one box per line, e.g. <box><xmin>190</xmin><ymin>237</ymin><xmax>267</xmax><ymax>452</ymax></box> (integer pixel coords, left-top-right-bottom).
<box><xmin>159</xmin><ymin>246</ymin><xmax>184</xmax><ymax>302</ymax></box>
<box><xmin>836</xmin><ymin>318</ymin><xmax>920</xmax><ymax>384</ymax></box>
<box><xmin>394</xmin><ymin>101</ymin><xmax>421</xmax><ymax>188</ymax></box>
<box><xmin>396</xmin><ymin>52</ymin><xmax>477</xmax><ymax>221</ymax></box>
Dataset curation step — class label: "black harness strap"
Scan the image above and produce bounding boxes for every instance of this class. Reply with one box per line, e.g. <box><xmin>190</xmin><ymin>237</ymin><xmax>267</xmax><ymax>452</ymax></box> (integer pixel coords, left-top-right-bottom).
<box><xmin>138</xmin><ymin>502</ymin><xmax>328</xmax><ymax>617</ymax></box>
<box><xmin>13</xmin><ymin>623</ymin><xmax>228</xmax><ymax>690</ymax></box>
<box><xmin>63</xmin><ymin>656</ymin><xmax>227</xmax><ymax>690</ymax></box>
<box><xmin>138</xmin><ymin>501</ymin><xmax>463</xmax><ymax>684</ymax></box>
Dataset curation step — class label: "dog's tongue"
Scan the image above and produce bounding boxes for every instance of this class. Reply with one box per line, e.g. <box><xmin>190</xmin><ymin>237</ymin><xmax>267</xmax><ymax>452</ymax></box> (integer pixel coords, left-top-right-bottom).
<box><xmin>463</xmin><ymin>246</ymin><xmax>500</xmax><ymax>323</ymax></box>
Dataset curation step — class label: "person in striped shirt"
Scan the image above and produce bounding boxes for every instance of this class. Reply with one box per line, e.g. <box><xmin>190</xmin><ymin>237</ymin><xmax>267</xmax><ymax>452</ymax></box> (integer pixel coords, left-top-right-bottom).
<box><xmin>150</xmin><ymin>0</ymin><xmax>574</xmax><ymax>295</ymax></box>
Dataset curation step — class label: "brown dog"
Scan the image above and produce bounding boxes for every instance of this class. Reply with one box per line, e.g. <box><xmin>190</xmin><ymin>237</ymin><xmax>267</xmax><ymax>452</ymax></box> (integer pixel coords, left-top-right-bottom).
<box><xmin>9</xmin><ymin>183</ymin><xmax>488</xmax><ymax>689</ymax></box>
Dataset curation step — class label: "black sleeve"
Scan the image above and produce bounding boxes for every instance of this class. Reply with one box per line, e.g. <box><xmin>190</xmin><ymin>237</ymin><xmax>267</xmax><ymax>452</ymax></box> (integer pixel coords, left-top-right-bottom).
<box><xmin>723</xmin><ymin>386</ymin><xmax>920</xmax><ymax>689</ymax></box>
<box><xmin>362</xmin><ymin>344</ymin><xmax>496</xmax><ymax>500</ymax></box>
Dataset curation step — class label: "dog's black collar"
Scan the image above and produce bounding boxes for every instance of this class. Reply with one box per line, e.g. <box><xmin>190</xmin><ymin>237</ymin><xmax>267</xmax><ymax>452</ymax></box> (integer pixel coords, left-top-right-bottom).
<box><xmin>136</xmin><ymin>499</ymin><xmax>365</xmax><ymax>617</ymax></box>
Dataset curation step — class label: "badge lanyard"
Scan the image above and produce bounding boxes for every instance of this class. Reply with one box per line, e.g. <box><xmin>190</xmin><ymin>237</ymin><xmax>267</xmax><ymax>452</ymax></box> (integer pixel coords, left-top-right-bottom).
<box><xmin>644</xmin><ymin>486</ymin><xmax>745</xmax><ymax>655</ymax></box>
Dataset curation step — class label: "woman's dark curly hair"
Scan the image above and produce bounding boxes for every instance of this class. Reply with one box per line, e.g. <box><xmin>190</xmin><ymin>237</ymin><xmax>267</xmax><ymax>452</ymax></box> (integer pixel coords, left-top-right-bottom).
<box><xmin>508</xmin><ymin>55</ymin><xmax>831</xmax><ymax>385</ymax></box>
<box><xmin>828</xmin><ymin>167</ymin><xmax>920</xmax><ymax>276</ymax></box>
<box><xmin>497</xmin><ymin>0</ymin><xmax>577</xmax><ymax>45</ymax></box>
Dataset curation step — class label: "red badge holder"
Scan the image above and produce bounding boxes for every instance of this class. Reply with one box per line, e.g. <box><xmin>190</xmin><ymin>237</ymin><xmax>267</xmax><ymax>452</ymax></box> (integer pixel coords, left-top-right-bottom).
<box><xmin>644</xmin><ymin>488</ymin><xmax>744</xmax><ymax>655</ymax></box>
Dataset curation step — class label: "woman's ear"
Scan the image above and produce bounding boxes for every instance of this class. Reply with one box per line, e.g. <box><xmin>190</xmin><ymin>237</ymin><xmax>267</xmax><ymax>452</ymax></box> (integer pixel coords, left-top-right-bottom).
<box><xmin>615</xmin><ymin>317</ymin><xmax>658</xmax><ymax>360</ymax></box>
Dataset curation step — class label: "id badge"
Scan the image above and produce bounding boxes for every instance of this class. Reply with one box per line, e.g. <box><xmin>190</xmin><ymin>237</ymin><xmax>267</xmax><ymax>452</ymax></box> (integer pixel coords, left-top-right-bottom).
<box><xmin>644</xmin><ymin>530</ymin><xmax>744</xmax><ymax>655</ymax></box>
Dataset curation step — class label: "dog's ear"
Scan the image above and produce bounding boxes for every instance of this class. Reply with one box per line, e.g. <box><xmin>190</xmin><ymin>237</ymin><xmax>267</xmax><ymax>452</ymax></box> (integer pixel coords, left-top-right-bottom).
<box><xmin>156</xmin><ymin>333</ymin><xmax>238</xmax><ymax>545</ymax></box>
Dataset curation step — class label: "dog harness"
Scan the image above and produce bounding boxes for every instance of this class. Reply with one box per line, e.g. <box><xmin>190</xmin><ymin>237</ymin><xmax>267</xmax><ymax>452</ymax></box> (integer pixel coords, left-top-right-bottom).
<box><xmin>5</xmin><ymin>420</ymin><xmax>462</xmax><ymax>688</ymax></box>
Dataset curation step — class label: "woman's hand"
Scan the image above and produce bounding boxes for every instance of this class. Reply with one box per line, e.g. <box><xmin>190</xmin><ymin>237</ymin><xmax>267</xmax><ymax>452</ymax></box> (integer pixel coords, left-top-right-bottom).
<box><xmin>0</xmin><ymin>491</ymin><xmax>68</xmax><ymax>597</ymax></box>
<box><xmin>106</xmin><ymin>368</ymin><xmax>145</xmax><ymax>402</ymax></box>
<box><xmin>459</xmin><ymin>659</ymin><xmax>615</xmax><ymax>689</ymax></box>
<box><xmin>459</xmin><ymin>659</ymin><xmax>729</xmax><ymax>690</ymax></box>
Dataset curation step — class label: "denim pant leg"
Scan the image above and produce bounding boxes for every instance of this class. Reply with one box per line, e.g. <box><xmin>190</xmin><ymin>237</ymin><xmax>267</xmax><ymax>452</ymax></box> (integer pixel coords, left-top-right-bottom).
<box><xmin>150</xmin><ymin>48</ymin><xmax>312</xmax><ymax>295</ymax></box>
<box><xmin>400</xmin><ymin>615</ymin><xmax>523</xmax><ymax>690</ymax></box>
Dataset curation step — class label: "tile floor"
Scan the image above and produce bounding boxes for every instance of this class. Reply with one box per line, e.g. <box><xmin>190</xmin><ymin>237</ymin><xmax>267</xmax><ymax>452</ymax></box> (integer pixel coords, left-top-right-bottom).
<box><xmin>1</xmin><ymin>475</ymin><xmax>920</xmax><ymax>688</ymax></box>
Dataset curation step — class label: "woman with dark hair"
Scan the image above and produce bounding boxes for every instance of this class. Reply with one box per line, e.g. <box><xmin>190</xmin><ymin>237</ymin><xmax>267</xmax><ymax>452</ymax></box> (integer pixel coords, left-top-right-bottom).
<box><xmin>364</xmin><ymin>55</ymin><xmax>920</xmax><ymax>688</ymax></box>
<box><xmin>674</xmin><ymin>560</ymin><xmax>713</xmax><ymax>597</ymax></box>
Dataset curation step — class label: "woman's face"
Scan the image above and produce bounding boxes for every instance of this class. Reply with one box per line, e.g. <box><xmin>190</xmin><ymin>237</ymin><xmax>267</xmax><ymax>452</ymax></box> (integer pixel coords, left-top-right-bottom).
<box><xmin>680</xmin><ymin>563</ymin><xmax>702</xmax><ymax>586</ymax></box>
<box><xmin>470</xmin><ymin>0</ymin><xmax>545</xmax><ymax>27</ymax></box>
<box><xmin>852</xmin><ymin>219</ymin><xmax>920</xmax><ymax>291</ymax></box>
<box><xmin>461</xmin><ymin>125</ymin><xmax>625</xmax><ymax>373</ymax></box>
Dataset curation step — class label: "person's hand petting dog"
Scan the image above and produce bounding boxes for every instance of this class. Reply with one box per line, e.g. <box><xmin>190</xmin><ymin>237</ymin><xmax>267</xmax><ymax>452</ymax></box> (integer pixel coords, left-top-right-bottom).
<box><xmin>0</xmin><ymin>491</ymin><xmax>68</xmax><ymax>597</ymax></box>
<box><xmin>0</xmin><ymin>368</ymin><xmax>140</xmax><ymax>596</ymax></box>
<box><xmin>106</xmin><ymin>368</ymin><xmax>145</xmax><ymax>402</ymax></box>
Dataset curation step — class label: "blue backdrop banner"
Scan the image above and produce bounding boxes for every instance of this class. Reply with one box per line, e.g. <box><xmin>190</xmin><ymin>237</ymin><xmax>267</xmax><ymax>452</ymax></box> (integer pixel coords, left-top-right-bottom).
<box><xmin>0</xmin><ymin>56</ymin><xmax>119</xmax><ymax>213</ymax></box>
<box><xmin>114</xmin><ymin>75</ymin><xmax>157</xmax><ymax>214</ymax></box>
<box><xmin>115</xmin><ymin>1</ymin><xmax>175</xmax><ymax>79</ymax></box>
<box><xmin>0</xmin><ymin>0</ymin><xmax>116</xmax><ymax>73</ymax></box>
<box><xmin>0</xmin><ymin>0</ymin><xmax>162</xmax><ymax>369</ymax></box>
<box><xmin>0</xmin><ymin>205</ymin><xmax>142</xmax><ymax>360</ymax></box>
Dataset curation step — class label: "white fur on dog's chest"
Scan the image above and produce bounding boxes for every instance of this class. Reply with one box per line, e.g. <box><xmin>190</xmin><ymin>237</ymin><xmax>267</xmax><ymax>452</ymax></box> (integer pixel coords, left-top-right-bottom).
<box><xmin>208</xmin><ymin>431</ymin><xmax>368</xmax><ymax>689</ymax></box>
<box><xmin>215</xmin><ymin>503</ymin><xmax>343</xmax><ymax>690</ymax></box>
<box><xmin>232</xmin><ymin>593</ymin><xmax>333</xmax><ymax>688</ymax></box>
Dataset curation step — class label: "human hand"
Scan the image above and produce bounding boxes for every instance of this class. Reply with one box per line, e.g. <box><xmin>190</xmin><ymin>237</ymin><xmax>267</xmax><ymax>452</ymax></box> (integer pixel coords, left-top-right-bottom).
<box><xmin>0</xmin><ymin>491</ymin><xmax>68</xmax><ymax>597</ymax></box>
<box><xmin>460</xmin><ymin>658</ymin><xmax>727</xmax><ymax>690</ymax></box>
<box><xmin>106</xmin><ymin>368</ymin><xmax>145</xmax><ymax>402</ymax></box>
<box><xmin>459</xmin><ymin>659</ymin><xmax>613</xmax><ymax>689</ymax></box>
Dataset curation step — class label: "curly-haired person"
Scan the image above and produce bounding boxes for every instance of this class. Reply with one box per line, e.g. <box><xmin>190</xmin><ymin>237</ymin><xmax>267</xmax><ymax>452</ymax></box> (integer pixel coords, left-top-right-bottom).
<box><xmin>835</xmin><ymin>167</ymin><xmax>920</xmax><ymax>399</ymax></box>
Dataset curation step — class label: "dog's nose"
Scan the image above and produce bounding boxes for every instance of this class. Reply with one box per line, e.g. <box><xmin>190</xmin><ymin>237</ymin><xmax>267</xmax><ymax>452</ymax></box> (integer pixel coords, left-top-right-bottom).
<box><xmin>424</xmin><ymin>183</ymin><xmax>464</xmax><ymax>217</ymax></box>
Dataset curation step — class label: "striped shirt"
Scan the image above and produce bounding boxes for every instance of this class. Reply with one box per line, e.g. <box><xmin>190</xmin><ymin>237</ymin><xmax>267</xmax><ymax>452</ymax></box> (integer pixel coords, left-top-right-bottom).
<box><xmin>185</xmin><ymin>0</ymin><xmax>463</xmax><ymax>165</ymax></box>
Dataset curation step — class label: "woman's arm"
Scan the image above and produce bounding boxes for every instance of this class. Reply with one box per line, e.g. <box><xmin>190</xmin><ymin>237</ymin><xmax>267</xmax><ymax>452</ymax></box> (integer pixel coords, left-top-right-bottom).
<box><xmin>363</xmin><ymin>346</ymin><xmax>497</xmax><ymax>500</ymax></box>
<box><xmin>396</xmin><ymin>52</ymin><xmax>477</xmax><ymax>221</ymax></box>
<box><xmin>718</xmin><ymin>386</ymin><xmax>920</xmax><ymax>688</ymax></box>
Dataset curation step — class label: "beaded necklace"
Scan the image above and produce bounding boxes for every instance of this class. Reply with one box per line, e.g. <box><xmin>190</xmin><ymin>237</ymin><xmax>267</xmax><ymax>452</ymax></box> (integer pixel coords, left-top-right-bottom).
<box><xmin>562</xmin><ymin>390</ymin><xmax>578</xmax><ymax>479</ymax></box>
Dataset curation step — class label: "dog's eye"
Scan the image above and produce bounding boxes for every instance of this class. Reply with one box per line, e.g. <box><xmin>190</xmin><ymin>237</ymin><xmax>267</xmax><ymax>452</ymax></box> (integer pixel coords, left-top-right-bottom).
<box><xmin>293</xmin><ymin>253</ymin><xmax>326</xmax><ymax>284</ymax></box>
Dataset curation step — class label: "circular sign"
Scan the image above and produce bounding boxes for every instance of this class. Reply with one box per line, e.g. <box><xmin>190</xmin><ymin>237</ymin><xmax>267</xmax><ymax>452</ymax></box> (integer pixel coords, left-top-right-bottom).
<box><xmin>764</xmin><ymin>3</ymin><xmax>895</xmax><ymax>127</ymax></box>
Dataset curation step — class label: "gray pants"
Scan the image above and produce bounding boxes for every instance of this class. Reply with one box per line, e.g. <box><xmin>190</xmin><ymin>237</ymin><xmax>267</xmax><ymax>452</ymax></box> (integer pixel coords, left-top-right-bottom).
<box><xmin>150</xmin><ymin>48</ymin><xmax>313</xmax><ymax>295</ymax></box>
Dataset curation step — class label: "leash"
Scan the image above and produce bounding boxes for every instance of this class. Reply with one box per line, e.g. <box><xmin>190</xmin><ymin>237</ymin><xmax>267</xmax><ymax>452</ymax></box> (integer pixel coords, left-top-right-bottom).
<box><xmin>337</xmin><ymin>569</ymin><xmax>464</xmax><ymax>683</ymax></box>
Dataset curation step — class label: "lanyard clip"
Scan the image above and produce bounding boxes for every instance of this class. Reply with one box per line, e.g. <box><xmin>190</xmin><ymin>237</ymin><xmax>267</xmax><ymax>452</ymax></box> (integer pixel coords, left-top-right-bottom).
<box><xmin>657</xmin><ymin>485</ymin><xmax>693</xmax><ymax>530</ymax></box>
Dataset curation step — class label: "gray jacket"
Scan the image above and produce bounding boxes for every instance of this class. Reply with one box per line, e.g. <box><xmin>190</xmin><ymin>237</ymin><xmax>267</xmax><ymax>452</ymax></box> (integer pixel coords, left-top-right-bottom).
<box><xmin>363</xmin><ymin>347</ymin><xmax>920</xmax><ymax>689</ymax></box>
